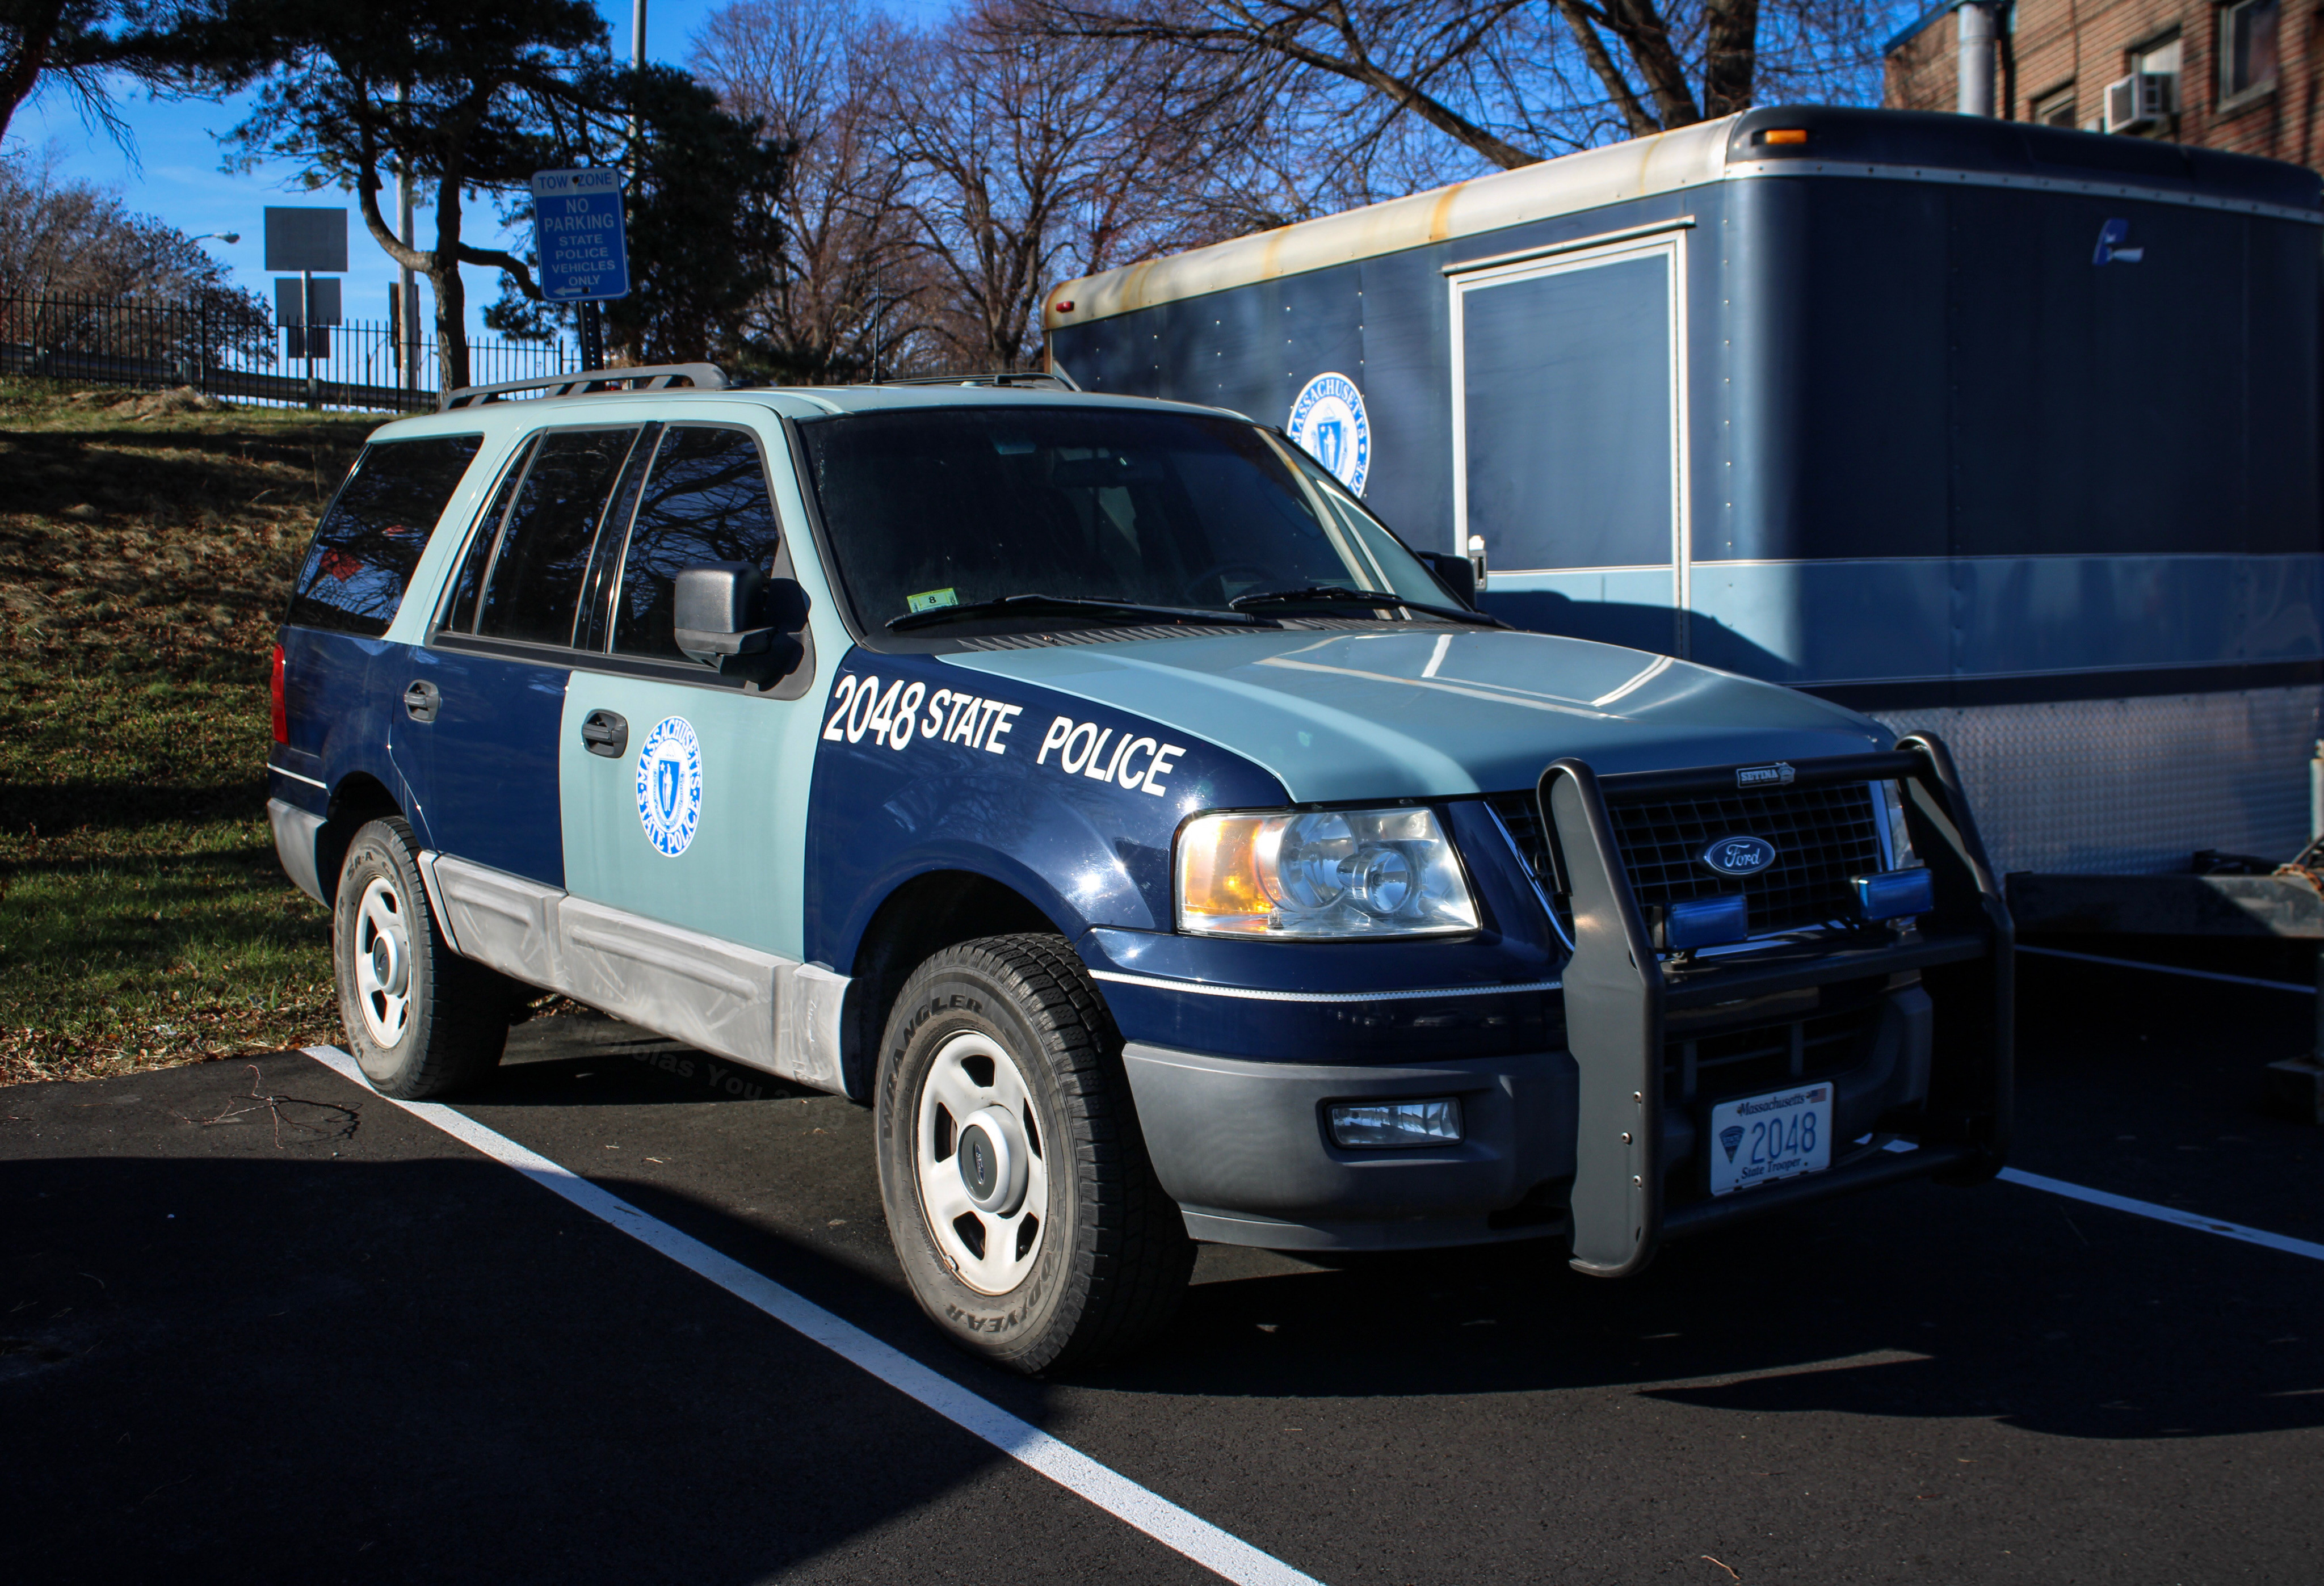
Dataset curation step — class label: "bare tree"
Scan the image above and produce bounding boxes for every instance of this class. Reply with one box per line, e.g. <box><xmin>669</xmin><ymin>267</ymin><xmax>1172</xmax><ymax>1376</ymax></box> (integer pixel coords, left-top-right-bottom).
<box><xmin>690</xmin><ymin>0</ymin><xmax>923</xmax><ymax>381</ymax></box>
<box><xmin>885</xmin><ymin>0</ymin><xmax>1260</xmax><ymax>372</ymax></box>
<box><xmin>1023</xmin><ymin>0</ymin><xmax>1894</xmax><ymax>174</ymax></box>
<box><xmin>0</xmin><ymin>147</ymin><xmax>274</xmax><ymax>357</ymax></box>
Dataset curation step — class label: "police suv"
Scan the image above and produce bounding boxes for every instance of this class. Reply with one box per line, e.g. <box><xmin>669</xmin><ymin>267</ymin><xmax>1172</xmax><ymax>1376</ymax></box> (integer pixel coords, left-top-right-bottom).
<box><xmin>270</xmin><ymin>365</ymin><xmax>2011</xmax><ymax>1373</ymax></box>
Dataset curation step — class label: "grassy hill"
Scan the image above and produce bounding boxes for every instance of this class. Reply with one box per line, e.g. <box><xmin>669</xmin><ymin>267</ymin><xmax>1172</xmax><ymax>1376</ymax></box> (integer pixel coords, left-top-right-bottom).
<box><xmin>0</xmin><ymin>381</ymin><xmax>381</xmax><ymax>1084</ymax></box>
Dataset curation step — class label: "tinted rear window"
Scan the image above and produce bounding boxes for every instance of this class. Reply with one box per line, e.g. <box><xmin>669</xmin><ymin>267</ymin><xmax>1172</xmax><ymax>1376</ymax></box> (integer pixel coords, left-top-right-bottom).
<box><xmin>285</xmin><ymin>435</ymin><xmax>483</xmax><ymax>636</ymax></box>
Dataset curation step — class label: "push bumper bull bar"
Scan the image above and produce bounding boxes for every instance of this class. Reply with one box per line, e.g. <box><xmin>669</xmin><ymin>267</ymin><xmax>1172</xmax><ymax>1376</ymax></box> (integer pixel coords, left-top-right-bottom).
<box><xmin>1540</xmin><ymin>733</ymin><xmax>2013</xmax><ymax>1278</ymax></box>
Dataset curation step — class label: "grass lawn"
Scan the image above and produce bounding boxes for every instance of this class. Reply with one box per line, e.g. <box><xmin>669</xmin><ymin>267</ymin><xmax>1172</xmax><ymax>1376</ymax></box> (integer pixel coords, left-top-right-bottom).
<box><xmin>0</xmin><ymin>380</ymin><xmax>384</xmax><ymax>1086</ymax></box>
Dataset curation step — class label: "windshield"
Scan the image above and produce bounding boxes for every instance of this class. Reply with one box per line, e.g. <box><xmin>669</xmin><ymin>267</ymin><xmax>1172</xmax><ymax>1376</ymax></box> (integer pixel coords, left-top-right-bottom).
<box><xmin>796</xmin><ymin>405</ymin><xmax>1449</xmax><ymax>630</ymax></box>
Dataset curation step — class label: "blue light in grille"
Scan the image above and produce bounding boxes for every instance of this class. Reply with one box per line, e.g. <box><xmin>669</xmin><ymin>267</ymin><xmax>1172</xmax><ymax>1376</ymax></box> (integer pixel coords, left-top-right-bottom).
<box><xmin>1664</xmin><ymin>894</ymin><xmax>1750</xmax><ymax>949</ymax></box>
<box><xmin>1853</xmin><ymin>867</ymin><xmax>1935</xmax><ymax>921</ymax></box>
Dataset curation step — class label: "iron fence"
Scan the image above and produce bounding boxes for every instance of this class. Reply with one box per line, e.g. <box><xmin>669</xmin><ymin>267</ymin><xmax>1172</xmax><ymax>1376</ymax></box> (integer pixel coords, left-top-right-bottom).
<box><xmin>0</xmin><ymin>295</ymin><xmax>577</xmax><ymax>413</ymax></box>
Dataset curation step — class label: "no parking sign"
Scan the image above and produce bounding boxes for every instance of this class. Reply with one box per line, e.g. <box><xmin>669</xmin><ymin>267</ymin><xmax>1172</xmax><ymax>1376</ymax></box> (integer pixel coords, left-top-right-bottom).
<box><xmin>529</xmin><ymin>168</ymin><xmax>631</xmax><ymax>302</ymax></box>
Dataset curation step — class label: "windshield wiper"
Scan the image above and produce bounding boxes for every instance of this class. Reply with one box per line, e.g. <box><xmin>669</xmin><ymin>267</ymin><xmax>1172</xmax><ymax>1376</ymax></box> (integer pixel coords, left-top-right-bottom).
<box><xmin>888</xmin><ymin>592</ymin><xmax>1266</xmax><ymax>633</ymax></box>
<box><xmin>1229</xmin><ymin>584</ymin><xmax>1506</xmax><ymax>627</ymax></box>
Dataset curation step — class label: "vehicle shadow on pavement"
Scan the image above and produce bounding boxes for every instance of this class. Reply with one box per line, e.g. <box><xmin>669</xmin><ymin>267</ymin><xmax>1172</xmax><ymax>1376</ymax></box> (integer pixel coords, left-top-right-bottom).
<box><xmin>410</xmin><ymin>998</ymin><xmax>2324</xmax><ymax>1453</ymax></box>
<box><xmin>1082</xmin><ymin>1175</ymin><xmax>2324</xmax><ymax>1443</ymax></box>
<box><xmin>0</xmin><ymin>1121</ymin><xmax>1186</xmax><ymax>1583</ymax></box>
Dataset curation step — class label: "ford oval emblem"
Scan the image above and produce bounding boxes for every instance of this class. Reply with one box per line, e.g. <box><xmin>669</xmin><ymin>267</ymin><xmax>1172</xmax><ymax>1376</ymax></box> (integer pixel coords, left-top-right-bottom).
<box><xmin>1700</xmin><ymin>835</ymin><xmax>1777</xmax><ymax>876</ymax></box>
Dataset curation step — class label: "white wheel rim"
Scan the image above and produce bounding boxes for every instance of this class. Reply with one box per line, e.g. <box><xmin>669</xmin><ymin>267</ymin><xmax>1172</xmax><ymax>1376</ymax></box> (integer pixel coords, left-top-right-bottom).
<box><xmin>915</xmin><ymin>1031</ymin><xmax>1048</xmax><ymax>1296</ymax></box>
<box><xmin>352</xmin><ymin>875</ymin><xmax>413</xmax><ymax>1049</ymax></box>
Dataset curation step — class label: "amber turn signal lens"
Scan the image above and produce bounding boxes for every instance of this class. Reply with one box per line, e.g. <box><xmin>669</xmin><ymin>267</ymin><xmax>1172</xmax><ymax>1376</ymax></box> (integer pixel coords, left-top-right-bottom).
<box><xmin>1762</xmin><ymin>128</ymin><xmax>1809</xmax><ymax>146</ymax></box>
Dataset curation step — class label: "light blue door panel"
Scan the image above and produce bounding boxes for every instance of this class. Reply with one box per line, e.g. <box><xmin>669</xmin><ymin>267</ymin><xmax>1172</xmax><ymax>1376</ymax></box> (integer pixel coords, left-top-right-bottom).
<box><xmin>558</xmin><ymin>671</ymin><xmax>834</xmax><ymax>961</ymax></box>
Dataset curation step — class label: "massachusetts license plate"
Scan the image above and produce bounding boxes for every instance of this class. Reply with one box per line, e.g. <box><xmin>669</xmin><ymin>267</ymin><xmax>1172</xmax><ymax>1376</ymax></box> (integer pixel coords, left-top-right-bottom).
<box><xmin>1708</xmin><ymin>1083</ymin><xmax>1834</xmax><ymax>1197</ymax></box>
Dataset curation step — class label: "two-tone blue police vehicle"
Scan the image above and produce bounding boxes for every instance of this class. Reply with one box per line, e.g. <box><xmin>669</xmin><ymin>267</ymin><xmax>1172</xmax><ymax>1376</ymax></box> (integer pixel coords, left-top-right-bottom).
<box><xmin>270</xmin><ymin>365</ymin><xmax>2011</xmax><ymax>1372</ymax></box>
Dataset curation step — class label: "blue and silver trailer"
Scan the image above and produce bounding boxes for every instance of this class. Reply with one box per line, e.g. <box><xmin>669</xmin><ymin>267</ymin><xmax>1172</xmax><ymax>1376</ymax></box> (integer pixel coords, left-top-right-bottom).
<box><xmin>1044</xmin><ymin>105</ymin><xmax>2324</xmax><ymax>881</ymax></box>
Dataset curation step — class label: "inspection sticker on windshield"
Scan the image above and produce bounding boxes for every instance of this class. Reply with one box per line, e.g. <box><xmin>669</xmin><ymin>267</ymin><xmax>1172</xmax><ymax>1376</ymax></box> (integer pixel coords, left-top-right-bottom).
<box><xmin>907</xmin><ymin>587</ymin><xmax>959</xmax><ymax>613</ymax></box>
<box><xmin>1708</xmin><ymin>1084</ymin><xmax>1832</xmax><ymax>1197</ymax></box>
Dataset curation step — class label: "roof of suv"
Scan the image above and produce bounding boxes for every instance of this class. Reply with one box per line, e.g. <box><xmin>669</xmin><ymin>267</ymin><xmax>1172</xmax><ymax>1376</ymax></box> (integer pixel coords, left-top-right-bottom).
<box><xmin>369</xmin><ymin>380</ymin><xmax>1247</xmax><ymax>444</ymax></box>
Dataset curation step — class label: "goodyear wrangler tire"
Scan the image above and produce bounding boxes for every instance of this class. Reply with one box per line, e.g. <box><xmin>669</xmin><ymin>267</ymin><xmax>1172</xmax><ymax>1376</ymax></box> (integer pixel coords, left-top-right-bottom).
<box><xmin>332</xmin><ymin>817</ymin><xmax>513</xmax><ymax>1099</ymax></box>
<box><xmin>876</xmin><ymin>935</ymin><xmax>1195</xmax><ymax>1374</ymax></box>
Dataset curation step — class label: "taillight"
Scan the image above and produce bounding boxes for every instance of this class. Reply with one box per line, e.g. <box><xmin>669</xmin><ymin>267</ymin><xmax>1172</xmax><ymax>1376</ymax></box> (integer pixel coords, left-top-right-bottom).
<box><xmin>270</xmin><ymin>643</ymin><xmax>288</xmax><ymax>744</ymax></box>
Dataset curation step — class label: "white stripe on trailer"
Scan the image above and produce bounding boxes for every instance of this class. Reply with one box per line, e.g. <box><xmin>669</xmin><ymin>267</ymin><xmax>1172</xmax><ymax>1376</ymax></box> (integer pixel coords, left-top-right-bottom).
<box><xmin>303</xmin><ymin>1047</ymin><xmax>1322</xmax><ymax>1586</ymax></box>
<box><xmin>2017</xmin><ymin>943</ymin><xmax>2314</xmax><ymax>994</ymax></box>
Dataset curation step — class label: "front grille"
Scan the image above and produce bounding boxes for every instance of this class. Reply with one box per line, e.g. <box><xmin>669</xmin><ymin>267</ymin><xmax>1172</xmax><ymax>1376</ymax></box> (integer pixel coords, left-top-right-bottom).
<box><xmin>1665</xmin><ymin>1002</ymin><xmax>1882</xmax><ymax>1106</ymax></box>
<box><xmin>1487</xmin><ymin>781</ymin><xmax>1885</xmax><ymax>937</ymax></box>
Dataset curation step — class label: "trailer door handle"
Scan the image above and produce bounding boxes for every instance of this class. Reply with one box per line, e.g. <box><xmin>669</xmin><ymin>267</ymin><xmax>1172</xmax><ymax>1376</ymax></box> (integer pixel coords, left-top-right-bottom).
<box><xmin>402</xmin><ymin>680</ymin><xmax>440</xmax><ymax>723</ymax></box>
<box><xmin>581</xmin><ymin>709</ymin><xmax>628</xmax><ymax>758</ymax></box>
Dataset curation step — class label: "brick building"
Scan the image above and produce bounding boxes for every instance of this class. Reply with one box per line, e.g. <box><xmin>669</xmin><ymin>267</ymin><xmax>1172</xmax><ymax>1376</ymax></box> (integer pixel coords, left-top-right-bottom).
<box><xmin>1884</xmin><ymin>0</ymin><xmax>2310</xmax><ymax>167</ymax></box>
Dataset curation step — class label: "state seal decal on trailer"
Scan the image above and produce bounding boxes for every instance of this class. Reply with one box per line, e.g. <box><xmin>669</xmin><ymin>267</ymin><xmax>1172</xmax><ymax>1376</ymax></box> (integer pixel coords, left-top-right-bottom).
<box><xmin>636</xmin><ymin>716</ymin><xmax>703</xmax><ymax>857</ymax></box>
<box><xmin>1287</xmin><ymin>372</ymin><xmax>1371</xmax><ymax>494</ymax></box>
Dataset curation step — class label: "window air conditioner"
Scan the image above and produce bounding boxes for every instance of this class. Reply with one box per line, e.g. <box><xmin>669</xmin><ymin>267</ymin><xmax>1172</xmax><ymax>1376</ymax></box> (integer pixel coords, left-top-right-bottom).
<box><xmin>2106</xmin><ymin>72</ymin><xmax>2176</xmax><ymax>133</ymax></box>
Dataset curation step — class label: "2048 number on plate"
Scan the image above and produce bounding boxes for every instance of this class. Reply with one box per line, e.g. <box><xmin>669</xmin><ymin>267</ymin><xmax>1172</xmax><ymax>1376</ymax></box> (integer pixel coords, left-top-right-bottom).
<box><xmin>1708</xmin><ymin>1083</ymin><xmax>1833</xmax><ymax>1197</ymax></box>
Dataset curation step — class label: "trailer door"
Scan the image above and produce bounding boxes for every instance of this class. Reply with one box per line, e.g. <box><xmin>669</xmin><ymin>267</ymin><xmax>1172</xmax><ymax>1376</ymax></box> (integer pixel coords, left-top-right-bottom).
<box><xmin>1450</xmin><ymin>232</ymin><xmax>1688</xmax><ymax>655</ymax></box>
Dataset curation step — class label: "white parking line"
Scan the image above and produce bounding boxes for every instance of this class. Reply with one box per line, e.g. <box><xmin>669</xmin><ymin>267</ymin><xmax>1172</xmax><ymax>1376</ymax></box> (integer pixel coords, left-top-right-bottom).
<box><xmin>2017</xmin><ymin>943</ymin><xmax>2314</xmax><ymax>994</ymax></box>
<box><xmin>1998</xmin><ymin>1167</ymin><xmax>2324</xmax><ymax>1264</ymax></box>
<box><xmin>304</xmin><ymin>1046</ymin><xmax>1321</xmax><ymax>1586</ymax></box>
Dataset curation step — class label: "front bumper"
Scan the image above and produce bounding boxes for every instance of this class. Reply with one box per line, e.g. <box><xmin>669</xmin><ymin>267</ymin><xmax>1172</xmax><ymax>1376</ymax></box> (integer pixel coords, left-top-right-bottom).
<box><xmin>1113</xmin><ymin>735</ymin><xmax>2011</xmax><ymax>1263</ymax></box>
<box><xmin>1124</xmin><ymin>978</ymin><xmax>1941</xmax><ymax>1251</ymax></box>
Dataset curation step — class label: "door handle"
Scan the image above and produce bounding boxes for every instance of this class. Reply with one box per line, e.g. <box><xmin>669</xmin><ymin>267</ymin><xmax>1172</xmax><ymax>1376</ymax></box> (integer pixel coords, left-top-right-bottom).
<box><xmin>581</xmin><ymin>709</ymin><xmax>628</xmax><ymax>758</ymax></box>
<box><xmin>402</xmin><ymin>679</ymin><xmax>440</xmax><ymax>723</ymax></box>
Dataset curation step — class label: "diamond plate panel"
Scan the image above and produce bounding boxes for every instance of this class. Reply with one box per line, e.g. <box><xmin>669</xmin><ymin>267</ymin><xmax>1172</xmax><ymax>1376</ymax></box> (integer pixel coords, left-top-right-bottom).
<box><xmin>1872</xmin><ymin>686</ymin><xmax>2323</xmax><ymax>876</ymax></box>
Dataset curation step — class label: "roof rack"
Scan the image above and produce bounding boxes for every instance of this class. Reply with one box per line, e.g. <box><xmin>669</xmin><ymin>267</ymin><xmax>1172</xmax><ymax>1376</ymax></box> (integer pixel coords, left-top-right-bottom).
<box><xmin>439</xmin><ymin>363</ymin><xmax>729</xmax><ymax>411</ymax></box>
<box><xmin>875</xmin><ymin>370</ymin><xmax>1082</xmax><ymax>392</ymax></box>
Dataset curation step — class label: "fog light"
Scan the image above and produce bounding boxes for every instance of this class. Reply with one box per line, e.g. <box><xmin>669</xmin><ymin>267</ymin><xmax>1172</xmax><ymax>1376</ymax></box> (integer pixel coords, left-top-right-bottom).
<box><xmin>1854</xmin><ymin>866</ymin><xmax>1935</xmax><ymax>921</ymax></box>
<box><xmin>1328</xmin><ymin>1097</ymin><xmax>1463</xmax><ymax>1149</ymax></box>
<box><xmin>1661</xmin><ymin>893</ymin><xmax>1750</xmax><ymax>950</ymax></box>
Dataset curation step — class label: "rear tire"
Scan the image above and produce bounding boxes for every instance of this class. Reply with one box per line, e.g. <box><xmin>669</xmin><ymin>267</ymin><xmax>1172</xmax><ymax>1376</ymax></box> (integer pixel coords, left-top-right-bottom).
<box><xmin>875</xmin><ymin>935</ymin><xmax>1194</xmax><ymax>1374</ymax></box>
<box><xmin>332</xmin><ymin>817</ymin><xmax>513</xmax><ymax>1099</ymax></box>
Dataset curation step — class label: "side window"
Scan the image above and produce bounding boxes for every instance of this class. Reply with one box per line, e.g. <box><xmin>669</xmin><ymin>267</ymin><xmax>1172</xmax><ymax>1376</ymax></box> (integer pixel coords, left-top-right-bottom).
<box><xmin>442</xmin><ymin>438</ymin><xmax>536</xmax><ymax>633</ymax></box>
<box><xmin>473</xmin><ymin>427</ymin><xmax>642</xmax><ymax>647</ymax></box>
<box><xmin>610</xmin><ymin>427</ymin><xmax>784</xmax><ymax>661</ymax></box>
<box><xmin>285</xmin><ymin>434</ymin><xmax>482</xmax><ymax>636</ymax></box>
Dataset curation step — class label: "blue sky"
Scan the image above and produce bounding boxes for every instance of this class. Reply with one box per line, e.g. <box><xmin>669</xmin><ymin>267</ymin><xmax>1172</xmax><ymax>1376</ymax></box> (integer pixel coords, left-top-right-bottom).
<box><xmin>3</xmin><ymin>0</ymin><xmax>950</xmax><ymax>344</ymax></box>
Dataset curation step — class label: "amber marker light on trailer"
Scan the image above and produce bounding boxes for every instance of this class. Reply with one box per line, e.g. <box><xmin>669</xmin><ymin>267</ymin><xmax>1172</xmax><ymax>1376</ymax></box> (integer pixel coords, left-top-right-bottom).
<box><xmin>1759</xmin><ymin>128</ymin><xmax>1810</xmax><ymax>146</ymax></box>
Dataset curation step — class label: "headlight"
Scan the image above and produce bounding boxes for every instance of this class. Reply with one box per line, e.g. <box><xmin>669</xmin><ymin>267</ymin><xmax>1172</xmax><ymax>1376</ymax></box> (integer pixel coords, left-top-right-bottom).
<box><xmin>1175</xmin><ymin>806</ymin><xmax>1480</xmax><ymax>939</ymax></box>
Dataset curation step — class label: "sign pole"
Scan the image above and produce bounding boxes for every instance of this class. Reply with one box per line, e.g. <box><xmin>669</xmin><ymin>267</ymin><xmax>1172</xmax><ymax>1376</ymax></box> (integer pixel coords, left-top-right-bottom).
<box><xmin>397</xmin><ymin>81</ymin><xmax>419</xmax><ymax>398</ymax></box>
<box><xmin>580</xmin><ymin>301</ymin><xmax>604</xmax><ymax>373</ymax></box>
<box><xmin>302</xmin><ymin>267</ymin><xmax>318</xmax><ymax>409</ymax></box>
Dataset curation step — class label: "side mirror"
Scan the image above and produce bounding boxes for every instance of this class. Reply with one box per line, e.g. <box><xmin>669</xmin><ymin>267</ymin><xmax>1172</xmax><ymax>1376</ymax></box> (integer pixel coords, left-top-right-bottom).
<box><xmin>1413</xmin><ymin>551</ymin><xmax>1477</xmax><ymax>609</ymax></box>
<box><xmin>673</xmin><ymin>562</ymin><xmax>808</xmax><ymax>674</ymax></box>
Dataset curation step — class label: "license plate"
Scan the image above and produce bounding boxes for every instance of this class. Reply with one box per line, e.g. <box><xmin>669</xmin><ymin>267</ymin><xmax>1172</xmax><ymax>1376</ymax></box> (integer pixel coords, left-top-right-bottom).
<box><xmin>1708</xmin><ymin>1083</ymin><xmax>1834</xmax><ymax>1197</ymax></box>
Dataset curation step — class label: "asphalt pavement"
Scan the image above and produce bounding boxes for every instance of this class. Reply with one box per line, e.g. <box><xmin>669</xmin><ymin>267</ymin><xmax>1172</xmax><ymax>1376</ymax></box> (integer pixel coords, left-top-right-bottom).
<box><xmin>7</xmin><ymin>948</ymin><xmax>2324</xmax><ymax>1584</ymax></box>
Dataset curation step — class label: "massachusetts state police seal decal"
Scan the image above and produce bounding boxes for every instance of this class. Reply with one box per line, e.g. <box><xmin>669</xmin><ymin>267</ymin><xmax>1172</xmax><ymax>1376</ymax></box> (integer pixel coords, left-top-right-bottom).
<box><xmin>1287</xmin><ymin>372</ymin><xmax>1371</xmax><ymax>495</ymax></box>
<box><xmin>635</xmin><ymin>716</ymin><xmax>703</xmax><ymax>857</ymax></box>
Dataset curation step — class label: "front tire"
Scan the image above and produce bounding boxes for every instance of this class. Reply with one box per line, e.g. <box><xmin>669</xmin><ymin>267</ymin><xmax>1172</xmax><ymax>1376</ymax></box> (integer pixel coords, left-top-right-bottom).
<box><xmin>332</xmin><ymin>817</ymin><xmax>513</xmax><ymax>1099</ymax></box>
<box><xmin>875</xmin><ymin>935</ymin><xmax>1194</xmax><ymax>1374</ymax></box>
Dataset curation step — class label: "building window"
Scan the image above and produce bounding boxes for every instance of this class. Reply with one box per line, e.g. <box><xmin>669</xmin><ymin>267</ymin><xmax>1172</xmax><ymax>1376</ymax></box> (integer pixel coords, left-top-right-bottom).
<box><xmin>2221</xmin><ymin>0</ymin><xmax>2280</xmax><ymax>101</ymax></box>
<box><xmin>2033</xmin><ymin>85</ymin><xmax>2078</xmax><ymax>125</ymax></box>
<box><xmin>2133</xmin><ymin>35</ymin><xmax>2183</xmax><ymax>81</ymax></box>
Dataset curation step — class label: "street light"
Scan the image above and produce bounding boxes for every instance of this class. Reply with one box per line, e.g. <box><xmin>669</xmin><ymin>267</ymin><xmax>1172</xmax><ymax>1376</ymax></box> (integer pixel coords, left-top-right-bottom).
<box><xmin>190</xmin><ymin>232</ymin><xmax>242</xmax><ymax>245</ymax></box>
